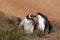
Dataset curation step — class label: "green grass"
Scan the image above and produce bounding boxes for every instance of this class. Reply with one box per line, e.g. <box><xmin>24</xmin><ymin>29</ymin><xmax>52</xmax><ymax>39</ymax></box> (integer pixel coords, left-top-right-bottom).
<box><xmin>0</xmin><ymin>12</ymin><xmax>37</xmax><ymax>40</ymax></box>
<box><xmin>0</xmin><ymin>11</ymin><xmax>60</xmax><ymax>40</ymax></box>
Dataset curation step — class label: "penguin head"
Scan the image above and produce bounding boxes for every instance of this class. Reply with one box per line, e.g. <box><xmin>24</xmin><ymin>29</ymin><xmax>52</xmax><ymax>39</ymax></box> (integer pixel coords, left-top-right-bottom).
<box><xmin>26</xmin><ymin>14</ymin><xmax>36</xmax><ymax>20</ymax></box>
<box><xmin>36</xmin><ymin>12</ymin><xmax>44</xmax><ymax>17</ymax></box>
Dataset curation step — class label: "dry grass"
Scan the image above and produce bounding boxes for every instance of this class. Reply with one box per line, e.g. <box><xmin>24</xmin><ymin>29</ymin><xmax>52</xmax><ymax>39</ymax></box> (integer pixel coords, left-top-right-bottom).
<box><xmin>0</xmin><ymin>11</ymin><xmax>36</xmax><ymax>40</ymax></box>
<box><xmin>0</xmin><ymin>11</ymin><xmax>60</xmax><ymax>40</ymax></box>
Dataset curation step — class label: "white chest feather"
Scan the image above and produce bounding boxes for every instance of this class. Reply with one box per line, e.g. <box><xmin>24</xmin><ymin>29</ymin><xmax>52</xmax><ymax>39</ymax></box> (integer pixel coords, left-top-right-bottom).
<box><xmin>37</xmin><ymin>15</ymin><xmax>45</xmax><ymax>31</ymax></box>
<box><xmin>24</xmin><ymin>18</ymin><xmax>34</xmax><ymax>33</ymax></box>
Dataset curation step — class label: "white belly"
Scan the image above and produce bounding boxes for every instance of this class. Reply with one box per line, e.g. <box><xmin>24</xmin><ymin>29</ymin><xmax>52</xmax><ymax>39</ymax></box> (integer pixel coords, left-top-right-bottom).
<box><xmin>24</xmin><ymin>23</ymin><xmax>34</xmax><ymax>33</ymax></box>
<box><xmin>38</xmin><ymin>22</ymin><xmax>45</xmax><ymax>31</ymax></box>
<box><xmin>24</xmin><ymin>18</ymin><xmax>34</xmax><ymax>33</ymax></box>
<box><xmin>37</xmin><ymin>15</ymin><xmax>45</xmax><ymax>31</ymax></box>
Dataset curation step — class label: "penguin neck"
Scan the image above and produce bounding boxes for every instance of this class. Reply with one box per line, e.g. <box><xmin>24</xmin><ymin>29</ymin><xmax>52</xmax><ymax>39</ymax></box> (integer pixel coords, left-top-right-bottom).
<box><xmin>37</xmin><ymin>15</ymin><xmax>44</xmax><ymax>19</ymax></box>
<box><xmin>25</xmin><ymin>17</ymin><xmax>31</xmax><ymax>22</ymax></box>
<box><xmin>37</xmin><ymin>15</ymin><xmax>45</xmax><ymax>22</ymax></box>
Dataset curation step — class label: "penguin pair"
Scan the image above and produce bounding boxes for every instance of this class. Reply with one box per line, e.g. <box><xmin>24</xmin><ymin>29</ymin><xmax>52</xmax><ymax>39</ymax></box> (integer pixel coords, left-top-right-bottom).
<box><xmin>19</xmin><ymin>13</ymin><xmax>52</xmax><ymax>34</ymax></box>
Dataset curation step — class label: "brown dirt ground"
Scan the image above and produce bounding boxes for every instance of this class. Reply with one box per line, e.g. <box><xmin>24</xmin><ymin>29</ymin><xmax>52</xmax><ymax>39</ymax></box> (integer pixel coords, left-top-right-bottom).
<box><xmin>0</xmin><ymin>0</ymin><xmax>60</xmax><ymax>21</ymax></box>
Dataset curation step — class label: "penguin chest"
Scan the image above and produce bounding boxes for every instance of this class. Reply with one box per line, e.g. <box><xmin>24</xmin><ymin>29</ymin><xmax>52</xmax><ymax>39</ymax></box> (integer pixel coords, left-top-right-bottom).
<box><xmin>24</xmin><ymin>20</ymin><xmax>34</xmax><ymax>33</ymax></box>
<box><xmin>38</xmin><ymin>22</ymin><xmax>45</xmax><ymax>31</ymax></box>
<box><xmin>38</xmin><ymin>16</ymin><xmax>45</xmax><ymax>31</ymax></box>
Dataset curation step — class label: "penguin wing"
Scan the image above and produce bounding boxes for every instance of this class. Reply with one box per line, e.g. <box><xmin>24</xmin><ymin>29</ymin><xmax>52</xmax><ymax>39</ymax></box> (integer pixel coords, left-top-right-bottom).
<box><xmin>19</xmin><ymin>19</ymin><xmax>24</xmax><ymax>28</ymax></box>
<box><xmin>44</xmin><ymin>17</ymin><xmax>52</xmax><ymax>31</ymax></box>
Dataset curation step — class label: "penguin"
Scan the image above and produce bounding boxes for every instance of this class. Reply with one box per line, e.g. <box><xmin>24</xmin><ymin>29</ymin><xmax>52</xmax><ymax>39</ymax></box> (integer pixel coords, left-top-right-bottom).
<box><xmin>19</xmin><ymin>14</ymin><xmax>36</xmax><ymax>34</ymax></box>
<box><xmin>36</xmin><ymin>12</ymin><xmax>52</xmax><ymax>34</ymax></box>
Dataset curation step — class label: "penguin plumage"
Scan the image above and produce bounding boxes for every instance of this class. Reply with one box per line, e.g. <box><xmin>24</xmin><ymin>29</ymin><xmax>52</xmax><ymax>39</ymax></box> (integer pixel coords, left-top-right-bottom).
<box><xmin>19</xmin><ymin>14</ymin><xmax>35</xmax><ymax>34</ymax></box>
<box><xmin>36</xmin><ymin>12</ymin><xmax>52</xmax><ymax>34</ymax></box>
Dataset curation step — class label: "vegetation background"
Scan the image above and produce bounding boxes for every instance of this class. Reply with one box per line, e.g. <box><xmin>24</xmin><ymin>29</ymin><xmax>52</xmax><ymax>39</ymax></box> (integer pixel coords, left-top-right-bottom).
<box><xmin>0</xmin><ymin>0</ymin><xmax>60</xmax><ymax>40</ymax></box>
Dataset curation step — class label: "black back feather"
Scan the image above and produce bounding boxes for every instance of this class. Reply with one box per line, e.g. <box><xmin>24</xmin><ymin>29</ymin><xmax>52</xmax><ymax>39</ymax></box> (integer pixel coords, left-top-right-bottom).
<box><xmin>37</xmin><ymin>12</ymin><xmax>52</xmax><ymax>33</ymax></box>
